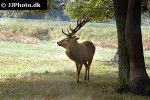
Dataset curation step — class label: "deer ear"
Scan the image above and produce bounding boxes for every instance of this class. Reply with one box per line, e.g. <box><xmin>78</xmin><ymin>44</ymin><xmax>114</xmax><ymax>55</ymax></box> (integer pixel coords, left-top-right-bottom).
<box><xmin>72</xmin><ymin>36</ymin><xmax>79</xmax><ymax>40</ymax></box>
<box><xmin>75</xmin><ymin>37</ymin><xmax>79</xmax><ymax>40</ymax></box>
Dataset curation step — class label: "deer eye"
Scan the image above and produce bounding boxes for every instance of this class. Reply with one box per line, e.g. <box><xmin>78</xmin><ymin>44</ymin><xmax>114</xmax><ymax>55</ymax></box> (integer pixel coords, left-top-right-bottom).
<box><xmin>66</xmin><ymin>39</ymin><xmax>69</xmax><ymax>41</ymax></box>
<box><xmin>64</xmin><ymin>39</ymin><xmax>68</xmax><ymax>41</ymax></box>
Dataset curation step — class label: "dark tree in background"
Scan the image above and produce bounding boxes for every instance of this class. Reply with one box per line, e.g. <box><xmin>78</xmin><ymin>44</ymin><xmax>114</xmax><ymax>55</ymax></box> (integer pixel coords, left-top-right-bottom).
<box><xmin>113</xmin><ymin>0</ymin><xmax>150</xmax><ymax>95</ymax></box>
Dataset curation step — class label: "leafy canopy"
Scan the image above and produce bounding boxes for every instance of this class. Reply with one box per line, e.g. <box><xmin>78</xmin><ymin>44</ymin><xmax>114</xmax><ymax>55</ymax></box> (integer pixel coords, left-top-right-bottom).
<box><xmin>64</xmin><ymin>0</ymin><xmax>113</xmax><ymax>21</ymax></box>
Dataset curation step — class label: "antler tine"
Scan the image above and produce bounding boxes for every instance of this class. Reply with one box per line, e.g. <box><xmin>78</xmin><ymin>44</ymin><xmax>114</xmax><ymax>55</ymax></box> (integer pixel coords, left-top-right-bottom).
<box><xmin>69</xmin><ymin>19</ymin><xmax>89</xmax><ymax>36</ymax></box>
<box><xmin>67</xmin><ymin>28</ymin><xmax>72</xmax><ymax>35</ymax></box>
<box><xmin>62</xmin><ymin>29</ymin><xmax>69</xmax><ymax>37</ymax></box>
<box><xmin>69</xmin><ymin>25</ymin><xmax>74</xmax><ymax>31</ymax></box>
<box><xmin>80</xmin><ymin>19</ymin><xmax>89</xmax><ymax>25</ymax></box>
<box><xmin>77</xmin><ymin>19</ymin><xmax>89</xmax><ymax>27</ymax></box>
<box><xmin>63</xmin><ymin>19</ymin><xmax>90</xmax><ymax>37</ymax></box>
<box><xmin>77</xmin><ymin>19</ymin><xmax>81</xmax><ymax>25</ymax></box>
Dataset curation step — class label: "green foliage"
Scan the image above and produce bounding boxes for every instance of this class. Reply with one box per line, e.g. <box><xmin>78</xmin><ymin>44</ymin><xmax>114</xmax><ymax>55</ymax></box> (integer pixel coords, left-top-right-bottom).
<box><xmin>64</xmin><ymin>0</ymin><xmax>113</xmax><ymax>21</ymax></box>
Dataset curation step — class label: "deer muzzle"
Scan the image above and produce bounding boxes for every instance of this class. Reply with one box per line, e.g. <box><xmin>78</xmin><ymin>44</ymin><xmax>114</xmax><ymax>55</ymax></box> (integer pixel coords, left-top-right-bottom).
<box><xmin>57</xmin><ymin>41</ymin><xmax>61</xmax><ymax>46</ymax></box>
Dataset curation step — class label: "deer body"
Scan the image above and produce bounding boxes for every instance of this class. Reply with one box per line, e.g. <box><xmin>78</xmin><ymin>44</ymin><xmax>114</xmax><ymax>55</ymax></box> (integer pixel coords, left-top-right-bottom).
<box><xmin>57</xmin><ymin>19</ymin><xmax>95</xmax><ymax>83</ymax></box>
<box><xmin>66</xmin><ymin>41</ymin><xmax>95</xmax><ymax>64</ymax></box>
<box><xmin>57</xmin><ymin>38</ymin><xmax>95</xmax><ymax>83</ymax></box>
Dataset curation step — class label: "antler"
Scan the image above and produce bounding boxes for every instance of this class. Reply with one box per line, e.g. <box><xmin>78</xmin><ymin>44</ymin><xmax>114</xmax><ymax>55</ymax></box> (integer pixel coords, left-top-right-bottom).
<box><xmin>62</xmin><ymin>29</ymin><xmax>69</xmax><ymax>37</ymax></box>
<box><xmin>61</xmin><ymin>19</ymin><xmax>90</xmax><ymax>37</ymax></box>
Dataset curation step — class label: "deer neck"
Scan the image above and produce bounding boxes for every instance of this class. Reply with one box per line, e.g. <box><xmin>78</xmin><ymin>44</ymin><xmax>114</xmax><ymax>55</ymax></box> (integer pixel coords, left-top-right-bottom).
<box><xmin>66</xmin><ymin>41</ymin><xmax>79</xmax><ymax>60</ymax></box>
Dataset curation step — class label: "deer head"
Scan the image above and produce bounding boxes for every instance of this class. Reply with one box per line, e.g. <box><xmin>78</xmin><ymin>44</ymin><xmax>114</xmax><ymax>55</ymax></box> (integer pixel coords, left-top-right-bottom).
<box><xmin>57</xmin><ymin>19</ymin><xmax>89</xmax><ymax>49</ymax></box>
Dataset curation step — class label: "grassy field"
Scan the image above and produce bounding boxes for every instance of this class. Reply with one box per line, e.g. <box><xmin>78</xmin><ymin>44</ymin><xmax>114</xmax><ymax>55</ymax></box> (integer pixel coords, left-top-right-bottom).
<box><xmin>0</xmin><ymin>41</ymin><xmax>150</xmax><ymax>100</ymax></box>
<box><xmin>0</xmin><ymin>19</ymin><xmax>150</xmax><ymax>100</ymax></box>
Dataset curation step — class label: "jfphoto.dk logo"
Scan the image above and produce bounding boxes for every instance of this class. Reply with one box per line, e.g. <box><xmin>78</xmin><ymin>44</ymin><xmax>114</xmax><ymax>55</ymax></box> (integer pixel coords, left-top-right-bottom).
<box><xmin>0</xmin><ymin>0</ymin><xmax>47</xmax><ymax>10</ymax></box>
<box><xmin>1</xmin><ymin>3</ymin><xmax>7</xmax><ymax>8</ymax></box>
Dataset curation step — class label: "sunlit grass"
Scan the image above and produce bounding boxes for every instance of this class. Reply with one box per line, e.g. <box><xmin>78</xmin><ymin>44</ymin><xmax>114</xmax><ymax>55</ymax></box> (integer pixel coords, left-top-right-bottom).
<box><xmin>0</xmin><ymin>42</ymin><xmax>117</xmax><ymax>77</ymax></box>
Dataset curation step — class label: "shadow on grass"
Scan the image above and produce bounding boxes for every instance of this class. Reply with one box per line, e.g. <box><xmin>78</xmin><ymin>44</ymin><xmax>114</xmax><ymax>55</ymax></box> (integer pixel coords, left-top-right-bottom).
<box><xmin>0</xmin><ymin>70</ymin><xmax>117</xmax><ymax>100</ymax></box>
<box><xmin>0</xmin><ymin>59</ymin><xmax>149</xmax><ymax>100</ymax></box>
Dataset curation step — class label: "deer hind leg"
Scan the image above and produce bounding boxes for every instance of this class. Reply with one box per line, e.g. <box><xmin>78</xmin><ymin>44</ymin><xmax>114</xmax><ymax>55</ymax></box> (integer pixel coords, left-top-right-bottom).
<box><xmin>88</xmin><ymin>60</ymin><xmax>92</xmax><ymax>67</ymax></box>
<box><xmin>86</xmin><ymin>60</ymin><xmax>93</xmax><ymax>81</ymax></box>
<box><xmin>76</xmin><ymin>63</ymin><xmax>83</xmax><ymax>83</ymax></box>
<box><xmin>84</xmin><ymin>62</ymin><xmax>89</xmax><ymax>81</ymax></box>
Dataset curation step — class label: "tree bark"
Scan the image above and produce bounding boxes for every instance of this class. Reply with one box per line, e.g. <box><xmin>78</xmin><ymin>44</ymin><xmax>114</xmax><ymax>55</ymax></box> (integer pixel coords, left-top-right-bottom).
<box><xmin>125</xmin><ymin>0</ymin><xmax>150</xmax><ymax>95</ymax></box>
<box><xmin>113</xmin><ymin>0</ymin><xmax>130</xmax><ymax>93</ymax></box>
<box><xmin>113</xmin><ymin>0</ymin><xmax>150</xmax><ymax>95</ymax></box>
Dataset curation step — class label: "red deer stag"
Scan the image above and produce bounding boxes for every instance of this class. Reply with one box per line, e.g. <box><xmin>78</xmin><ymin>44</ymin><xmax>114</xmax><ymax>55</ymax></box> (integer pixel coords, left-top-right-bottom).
<box><xmin>57</xmin><ymin>19</ymin><xmax>95</xmax><ymax>83</ymax></box>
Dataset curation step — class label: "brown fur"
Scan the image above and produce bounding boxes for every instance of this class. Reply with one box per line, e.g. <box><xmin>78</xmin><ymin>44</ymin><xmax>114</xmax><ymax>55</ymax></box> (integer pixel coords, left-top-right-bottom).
<box><xmin>57</xmin><ymin>36</ymin><xmax>95</xmax><ymax>83</ymax></box>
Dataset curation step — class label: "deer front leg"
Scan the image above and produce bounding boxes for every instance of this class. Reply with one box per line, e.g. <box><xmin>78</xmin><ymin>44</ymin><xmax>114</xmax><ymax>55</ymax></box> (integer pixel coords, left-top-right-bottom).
<box><xmin>76</xmin><ymin>63</ymin><xmax>82</xmax><ymax>83</ymax></box>
<box><xmin>75</xmin><ymin>63</ymin><xmax>78</xmax><ymax>72</ymax></box>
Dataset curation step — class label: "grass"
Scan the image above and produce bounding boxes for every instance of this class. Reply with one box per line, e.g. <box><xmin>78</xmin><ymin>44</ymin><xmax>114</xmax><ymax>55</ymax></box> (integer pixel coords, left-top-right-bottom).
<box><xmin>0</xmin><ymin>18</ymin><xmax>150</xmax><ymax>99</ymax></box>
<box><xmin>0</xmin><ymin>41</ymin><xmax>150</xmax><ymax>100</ymax></box>
<box><xmin>0</xmin><ymin>41</ymin><xmax>116</xmax><ymax>76</ymax></box>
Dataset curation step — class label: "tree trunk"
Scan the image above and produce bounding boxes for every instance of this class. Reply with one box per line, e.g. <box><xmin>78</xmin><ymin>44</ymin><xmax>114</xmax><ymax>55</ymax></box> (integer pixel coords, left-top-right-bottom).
<box><xmin>125</xmin><ymin>0</ymin><xmax>150</xmax><ymax>95</ymax></box>
<box><xmin>113</xmin><ymin>0</ymin><xmax>130</xmax><ymax>93</ymax></box>
<box><xmin>113</xmin><ymin>0</ymin><xmax>150</xmax><ymax>95</ymax></box>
